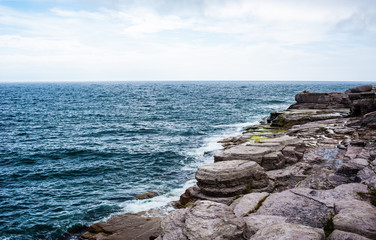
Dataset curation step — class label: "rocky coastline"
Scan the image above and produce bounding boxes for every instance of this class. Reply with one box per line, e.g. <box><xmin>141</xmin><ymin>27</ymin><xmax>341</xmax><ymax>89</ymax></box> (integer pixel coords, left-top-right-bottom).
<box><xmin>81</xmin><ymin>85</ymin><xmax>376</xmax><ymax>240</ymax></box>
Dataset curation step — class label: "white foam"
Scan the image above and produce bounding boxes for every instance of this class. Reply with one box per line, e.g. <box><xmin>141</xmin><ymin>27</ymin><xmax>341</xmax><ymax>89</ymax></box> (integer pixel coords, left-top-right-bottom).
<box><xmin>115</xmin><ymin>179</ymin><xmax>196</xmax><ymax>217</ymax></box>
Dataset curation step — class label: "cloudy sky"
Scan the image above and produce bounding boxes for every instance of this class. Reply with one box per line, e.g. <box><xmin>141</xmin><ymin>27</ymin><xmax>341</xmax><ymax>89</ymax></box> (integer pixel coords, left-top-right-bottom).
<box><xmin>0</xmin><ymin>0</ymin><xmax>375</xmax><ymax>82</ymax></box>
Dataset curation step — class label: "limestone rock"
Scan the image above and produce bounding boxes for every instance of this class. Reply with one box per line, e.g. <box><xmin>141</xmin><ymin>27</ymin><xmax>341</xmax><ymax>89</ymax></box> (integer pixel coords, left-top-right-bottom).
<box><xmin>333</xmin><ymin>199</ymin><xmax>376</xmax><ymax>239</ymax></box>
<box><xmin>230</xmin><ymin>192</ymin><xmax>269</xmax><ymax>217</ymax></box>
<box><xmin>327</xmin><ymin>230</ymin><xmax>372</xmax><ymax>240</ymax></box>
<box><xmin>250</xmin><ymin>222</ymin><xmax>325</xmax><ymax>240</ymax></box>
<box><xmin>195</xmin><ymin>160</ymin><xmax>268</xmax><ymax>197</ymax></box>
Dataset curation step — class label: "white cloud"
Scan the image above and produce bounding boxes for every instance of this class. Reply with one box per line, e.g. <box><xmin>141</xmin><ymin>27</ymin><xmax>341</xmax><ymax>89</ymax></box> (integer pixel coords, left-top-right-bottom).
<box><xmin>0</xmin><ymin>0</ymin><xmax>375</xmax><ymax>82</ymax></box>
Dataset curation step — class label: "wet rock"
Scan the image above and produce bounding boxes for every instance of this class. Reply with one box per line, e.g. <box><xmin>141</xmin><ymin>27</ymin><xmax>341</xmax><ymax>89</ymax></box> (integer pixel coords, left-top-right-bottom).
<box><xmin>230</xmin><ymin>192</ymin><xmax>269</xmax><ymax>217</ymax></box>
<box><xmin>327</xmin><ymin>230</ymin><xmax>372</xmax><ymax>240</ymax></box>
<box><xmin>81</xmin><ymin>213</ymin><xmax>161</xmax><ymax>240</ymax></box>
<box><xmin>136</xmin><ymin>192</ymin><xmax>158</xmax><ymax>199</ymax></box>
<box><xmin>195</xmin><ymin>160</ymin><xmax>269</xmax><ymax>197</ymax></box>
<box><xmin>333</xmin><ymin>199</ymin><xmax>376</xmax><ymax>239</ymax></box>
<box><xmin>159</xmin><ymin>200</ymin><xmax>246</xmax><ymax>240</ymax></box>
<box><xmin>250</xmin><ymin>222</ymin><xmax>324</xmax><ymax>240</ymax></box>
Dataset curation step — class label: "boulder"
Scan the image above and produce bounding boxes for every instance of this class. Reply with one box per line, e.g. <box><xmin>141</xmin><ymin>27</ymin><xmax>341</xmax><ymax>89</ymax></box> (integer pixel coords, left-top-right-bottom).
<box><xmin>289</xmin><ymin>91</ymin><xmax>350</xmax><ymax>110</ymax></box>
<box><xmin>195</xmin><ymin>160</ymin><xmax>269</xmax><ymax>197</ymax></box>
<box><xmin>327</xmin><ymin>230</ymin><xmax>372</xmax><ymax>240</ymax></box>
<box><xmin>136</xmin><ymin>192</ymin><xmax>158</xmax><ymax>199</ymax></box>
<box><xmin>159</xmin><ymin>200</ymin><xmax>246</xmax><ymax>240</ymax></box>
<box><xmin>230</xmin><ymin>192</ymin><xmax>269</xmax><ymax>217</ymax></box>
<box><xmin>333</xmin><ymin>199</ymin><xmax>376</xmax><ymax>239</ymax></box>
<box><xmin>250</xmin><ymin>222</ymin><xmax>325</xmax><ymax>240</ymax></box>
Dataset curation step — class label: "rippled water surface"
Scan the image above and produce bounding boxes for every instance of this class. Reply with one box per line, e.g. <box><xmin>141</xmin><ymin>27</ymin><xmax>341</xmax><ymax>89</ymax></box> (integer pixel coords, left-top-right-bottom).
<box><xmin>0</xmin><ymin>81</ymin><xmax>366</xmax><ymax>239</ymax></box>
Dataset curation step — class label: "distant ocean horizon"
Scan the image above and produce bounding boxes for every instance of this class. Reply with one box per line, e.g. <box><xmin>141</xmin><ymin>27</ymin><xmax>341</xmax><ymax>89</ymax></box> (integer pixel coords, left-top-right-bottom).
<box><xmin>0</xmin><ymin>81</ymin><xmax>373</xmax><ymax>239</ymax></box>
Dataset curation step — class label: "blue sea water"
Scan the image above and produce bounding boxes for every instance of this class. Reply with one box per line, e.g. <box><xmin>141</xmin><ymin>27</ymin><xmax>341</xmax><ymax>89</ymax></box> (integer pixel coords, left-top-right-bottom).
<box><xmin>0</xmin><ymin>81</ymin><xmax>371</xmax><ymax>240</ymax></box>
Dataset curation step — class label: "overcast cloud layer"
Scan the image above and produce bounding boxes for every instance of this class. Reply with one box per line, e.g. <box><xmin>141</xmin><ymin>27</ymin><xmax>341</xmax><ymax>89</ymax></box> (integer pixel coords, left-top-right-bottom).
<box><xmin>0</xmin><ymin>0</ymin><xmax>375</xmax><ymax>82</ymax></box>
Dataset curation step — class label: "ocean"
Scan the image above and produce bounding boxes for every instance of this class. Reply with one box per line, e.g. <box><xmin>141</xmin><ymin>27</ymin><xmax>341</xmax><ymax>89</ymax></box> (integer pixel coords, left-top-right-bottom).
<box><xmin>0</xmin><ymin>81</ymin><xmax>369</xmax><ymax>239</ymax></box>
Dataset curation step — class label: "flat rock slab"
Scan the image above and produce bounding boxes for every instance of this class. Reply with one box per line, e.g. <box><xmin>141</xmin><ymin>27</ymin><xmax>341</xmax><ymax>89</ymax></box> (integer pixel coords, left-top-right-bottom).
<box><xmin>328</xmin><ymin>230</ymin><xmax>372</xmax><ymax>240</ymax></box>
<box><xmin>214</xmin><ymin>144</ymin><xmax>275</xmax><ymax>163</ymax></box>
<box><xmin>333</xmin><ymin>199</ymin><xmax>376</xmax><ymax>239</ymax></box>
<box><xmin>159</xmin><ymin>200</ymin><xmax>245</xmax><ymax>240</ymax></box>
<box><xmin>231</xmin><ymin>192</ymin><xmax>270</xmax><ymax>217</ymax></box>
<box><xmin>81</xmin><ymin>213</ymin><xmax>161</xmax><ymax>240</ymax></box>
<box><xmin>195</xmin><ymin>160</ymin><xmax>268</xmax><ymax>197</ymax></box>
<box><xmin>290</xmin><ymin>183</ymin><xmax>369</xmax><ymax>208</ymax></box>
<box><xmin>250</xmin><ymin>222</ymin><xmax>324</xmax><ymax>240</ymax></box>
<box><xmin>255</xmin><ymin>189</ymin><xmax>331</xmax><ymax>228</ymax></box>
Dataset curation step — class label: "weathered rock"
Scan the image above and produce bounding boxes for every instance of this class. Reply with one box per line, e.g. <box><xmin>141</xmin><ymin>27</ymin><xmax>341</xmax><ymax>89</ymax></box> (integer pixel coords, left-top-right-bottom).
<box><xmin>181</xmin><ymin>184</ymin><xmax>235</xmax><ymax>205</ymax></box>
<box><xmin>230</xmin><ymin>192</ymin><xmax>269</xmax><ymax>217</ymax></box>
<box><xmin>195</xmin><ymin>160</ymin><xmax>269</xmax><ymax>197</ymax></box>
<box><xmin>290</xmin><ymin>183</ymin><xmax>368</xmax><ymax>208</ymax></box>
<box><xmin>136</xmin><ymin>192</ymin><xmax>158</xmax><ymax>199</ymax></box>
<box><xmin>255</xmin><ymin>189</ymin><xmax>331</xmax><ymax>228</ymax></box>
<box><xmin>250</xmin><ymin>222</ymin><xmax>325</xmax><ymax>240</ymax></box>
<box><xmin>80</xmin><ymin>213</ymin><xmax>161</xmax><ymax>240</ymax></box>
<box><xmin>214</xmin><ymin>144</ymin><xmax>275</xmax><ymax>163</ymax></box>
<box><xmin>261</xmin><ymin>151</ymin><xmax>285</xmax><ymax>170</ymax></box>
<box><xmin>349</xmin><ymin>85</ymin><xmax>373</xmax><ymax>93</ymax></box>
<box><xmin>333</xmin><ymin>199</ymin><xmax>376</xmax><ymax>239</ymax></box>
<box><xmin>159</xmin><ymin>200</ymin><xmax>246</xmax><ymax>240</ymax></box>
<box><xmin>270</xmin><ymin>109</ymin><xmax>350</xmax><ymax>127</ymax></box>
<box><xmin>159</xmin><ymin>208</ymin><xmax>188</xmax><ymax>240</ymax></box>
<box><xmin>327</xmin><ymin>230</ymin><xmax>372</xmax><ymax>240</ymax></box>
<box><xmin>290</xmin><ymin>90</ymin><xmax>350</xmax><ymax>110</ymax></box>
<box><xmin>243</xmin><ymin>215</ymin><xmax>287</xmax><ymax>238</ymax></box>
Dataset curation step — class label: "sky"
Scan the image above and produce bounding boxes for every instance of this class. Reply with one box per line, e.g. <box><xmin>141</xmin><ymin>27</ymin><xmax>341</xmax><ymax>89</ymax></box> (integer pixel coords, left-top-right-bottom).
<box><xmin>0</xmin><ymin>0</ymin><xmax>375</xmax><ymax>82</ymax></box>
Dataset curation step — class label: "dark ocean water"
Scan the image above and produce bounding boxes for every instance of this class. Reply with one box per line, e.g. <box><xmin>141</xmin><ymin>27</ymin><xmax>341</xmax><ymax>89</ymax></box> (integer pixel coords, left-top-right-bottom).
<box><xmin>0</xmin><ymin>81</ymin><xmax>371</xmax><ymax>240</ymax></box>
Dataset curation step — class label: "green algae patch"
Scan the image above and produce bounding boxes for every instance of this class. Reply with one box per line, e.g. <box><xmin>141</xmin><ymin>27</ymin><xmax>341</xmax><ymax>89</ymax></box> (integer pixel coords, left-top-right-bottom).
<box><xmin>247</xmin><ymin>127</ymin><xmax>286</xmax><ymax>134</ymax></box>
<box><xmin>248</xmin><ymin>136</ymin><xmax>269</xmax><ymax>143</ymax></box>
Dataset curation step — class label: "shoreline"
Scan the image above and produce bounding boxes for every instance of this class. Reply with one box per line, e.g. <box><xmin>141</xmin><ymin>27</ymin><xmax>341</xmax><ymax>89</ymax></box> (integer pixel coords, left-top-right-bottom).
<box><xmin>80</xmin><ymin>85</ymin><xmax>376</xmax><ymax>240</ymax></box>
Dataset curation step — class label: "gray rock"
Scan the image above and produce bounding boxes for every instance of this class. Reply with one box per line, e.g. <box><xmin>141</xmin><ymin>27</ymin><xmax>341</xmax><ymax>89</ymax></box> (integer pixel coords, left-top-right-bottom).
<box><xmin>160</xmin><ymin>200</ymin><xmax>246</xmax><ymax>240</ymax></box>
<box><xmin>230</xmin><ymin>192</ymin><xmax>269</xmax><ymax>217</ymax></box>
<box><xmin>261</xmin><ymin>151</ymin><xmax>285</xmax><ymax>170</ymax></box>
<box><xmin>183</xmin><ymin>201</ymin><xmax>245</xmax><ymax>240</ymax></box>
<box><xmin>327</xmin><ymin>230</ymin><xmax>372</xmax><ymax>240</ymax></box>
<box><xmin>214</xmin><ymin>145</ymin><xmax>274</xmax><ymax>163</ymax></box>
<box><xmin>349</xmin><ymin>85</ymin><xmax>373</xmax><ymax>93</ymax></box>
<box><xmin>250</xmin><ymin>222</ymin><xmax>324</xmax><ymax>240</ymax></box>
<box><xmin>160</xmin><ymin>209</ymin><xmax>188</xmax><ymax>240</ymax></box>
<box><xmin>255</xmin><ymin>189</ymin><xmax>331</xmax><ymax>228</ymax></box>
<box><xmin>333</xmin><ymin>199</ymin><xmax>376</xmax><ymax>239</ymax></box>
<box><xmin>243</xmin><ymin>215</ymin><xmax>287</xmax><ymax>238</ymax></box>
<box><xmin>195</xmin><ymin>160</ymin><xmax>268</xmax><ymax>197</ymax></box>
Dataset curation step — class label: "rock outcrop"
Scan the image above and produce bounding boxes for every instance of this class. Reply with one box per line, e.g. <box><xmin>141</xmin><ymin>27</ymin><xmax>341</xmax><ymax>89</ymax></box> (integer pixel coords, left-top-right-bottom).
<box><xmin>289</xmin><ymin>90</ymin><xmax>350</xmax><ymax>110</ymax></box>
